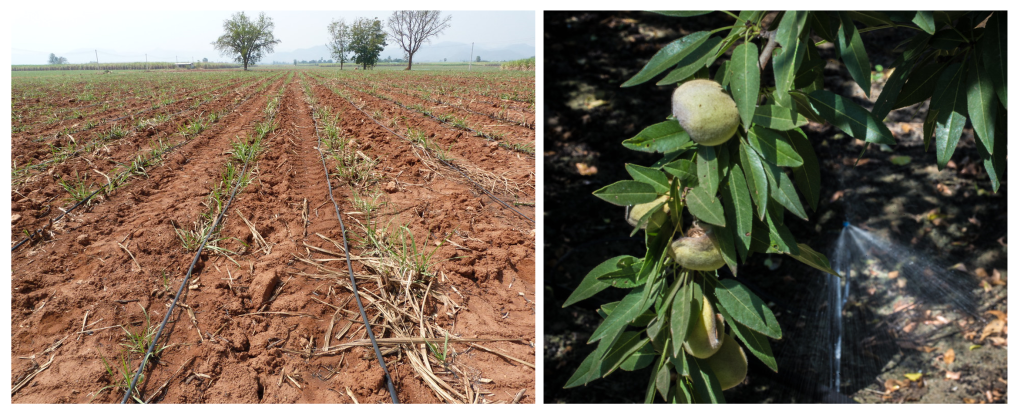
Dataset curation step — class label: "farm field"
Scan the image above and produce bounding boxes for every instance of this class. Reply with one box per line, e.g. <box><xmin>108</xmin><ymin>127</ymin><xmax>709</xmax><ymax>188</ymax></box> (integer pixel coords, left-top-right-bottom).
<box><xmin>10</xmin><ymin>67</ymin><xmax>536</xmax><ymax>403</ymax></box>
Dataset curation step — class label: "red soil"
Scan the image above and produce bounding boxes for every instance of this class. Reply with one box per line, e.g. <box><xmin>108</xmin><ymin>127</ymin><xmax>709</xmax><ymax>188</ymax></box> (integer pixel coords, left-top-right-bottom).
<box><xmin>11</xmin><ymin>70</ymin><xmax>536</xmax><ymax>404</ymax></box>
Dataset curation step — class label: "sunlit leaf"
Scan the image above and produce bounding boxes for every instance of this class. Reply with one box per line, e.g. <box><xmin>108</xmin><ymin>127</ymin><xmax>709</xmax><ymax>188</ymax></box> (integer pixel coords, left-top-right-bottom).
<box><xmin>837</xmin><ymin>12</ymin><xmax>872</xmax><ymax>97</ymax></box>
<box><xmin>697</xmin><ymin>146</ymin><xmax>719</xmax><ymax>195</ymax></box>
<box><xmin>782</xmin><ymin>129</ymin><xmax>820</xmax><ymax>211</ymax></box>
<box><xmin>626</xmin><ymin>163</ymin><xmax>670</xmax><ymax>194</ymax></box>
<box><xmin>594</xmin><ymin>180</ymin><xmax>658</xmax><ymax>206</ymax></box>
<box><xmin>686</xmin><ymin>184</ymin><xmax>726</xmax><ymax>227</ymax></box>
<box><xmin>752</xmin><ymin>105</ymin><xmax>808</xmax><ymax>131</ymax></box>
<box><xmin>720</xmin><ymin>307</ymin><xmax>778</xmax><ymax>371</ymax></box>
<box><xmin>788</xmin><ymin>243</ymin><xmax>840</xmax><ymax>277</ymax></box>
<box><xmin>723</xmin><ymin>156</ymin><xmax>753</xmax><ymax>260</ymax></box>
<box><xmin>801</xmin><ymin>90</ymin><xmax>896</xmax><ymax>145</ymax></box>
<box><xmin>715</xmin><ymin>279</ymin><xmax>782</xmax><ymax>339</ymax></box>
<box><xmin>658</xmin><ymin>37</ymin><xmax>723</xmax><ymax>85</ymax></box>
<box><xmin>966</xmin><ymin>47</ymin><xmax>997</xmax><ymax>155</ymax></box>
<box><xmin>738</xmin><ymin>140</ymin><xmax>769</xmax><ymax>220</ymax></box>
<box><xmin>623</xmin><ymin>120</ymin><xmax>694</xmax><ymax>153</ymax></box>
<box><xmin>564</xmin><ymin>255</ymin><xmax>633</xmax><ymax>307</ymax></box>
<box><xmin>911</xmin><ymin>11</ymin><xmax>935</xmax><ymax>34</ymax></box>
<box><xmin>623</xmin><ymin>31</ymin><xmax>711</xmax><ymax>87</ymax></box>
<box><xmin>747</xmin><ymin>126</ymin><xmax>803</xmax><ymax>167</ymax></box>
<box><xmin>730</xmin><ymin>42</ymin><xmax>759</xmax><ymax>131</ymax></box>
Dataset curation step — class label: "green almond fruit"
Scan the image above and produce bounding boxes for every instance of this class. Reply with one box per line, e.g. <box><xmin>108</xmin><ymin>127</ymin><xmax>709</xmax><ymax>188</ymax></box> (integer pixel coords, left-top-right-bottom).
<box><xmin>626</xmin><ymin>195</ymin><xmax>669</xmax><ymax>229</ymax></box>
<box><xmin>683</xmin><ymin>295</ymin><xmax>723</xmax><ymax>359</ymax></box>
<box><xmin>669</xmin><ymin>222</ymin><xmax>725</xmax><ymax>271</ymax></box>
<box><xmin>671</xmin><ymin>79</ymin><xmax>740</xmax><ymax>146</ymax></box>
<box><xmin>703</xmin><ymin>332</ymin><xmax>748</xmax><ymax>390</ymax></box>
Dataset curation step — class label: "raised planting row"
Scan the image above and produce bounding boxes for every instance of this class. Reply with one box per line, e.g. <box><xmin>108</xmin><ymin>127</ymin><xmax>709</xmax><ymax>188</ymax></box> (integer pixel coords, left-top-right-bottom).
<box><xmin>10</xmin><ymin>69</ymin><xmax>536</xmax><ymax>404</ymax></box>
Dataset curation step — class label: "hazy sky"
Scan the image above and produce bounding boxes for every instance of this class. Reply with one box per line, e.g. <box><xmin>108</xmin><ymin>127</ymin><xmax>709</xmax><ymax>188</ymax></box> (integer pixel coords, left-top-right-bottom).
<box><xmin>10</xmin><ymin>9</ymin><xmax>534</xmax><ymax>64</ymax></box>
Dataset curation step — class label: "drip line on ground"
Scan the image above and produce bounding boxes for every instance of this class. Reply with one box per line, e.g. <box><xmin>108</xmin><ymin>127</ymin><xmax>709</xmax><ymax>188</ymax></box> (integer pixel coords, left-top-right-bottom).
<box><xmin>12</xmin><ymin>79</ymin><xmax>276</xmax><ymax>253</ymax></box>
<box><xmin>317</xmin><ymin>75</ymin><xmax>534</xmax><ymax>225</ymax></box>
<box><xmin>308</xmin><ymin>88</ymin><xmax>400</xmax><ymax>403</ymax></box>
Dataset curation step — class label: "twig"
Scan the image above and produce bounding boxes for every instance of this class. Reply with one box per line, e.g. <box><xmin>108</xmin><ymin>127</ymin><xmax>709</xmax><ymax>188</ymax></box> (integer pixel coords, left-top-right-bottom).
<box><xmin>12</xmin><ymin>354</ymin><xmax>55</xmax><ymax>395</ymax></box>
<box><xmin>512</xmin><ymin>388</ymin><xmax>527</xmax><ymax>403</ymax></box>
<box><xmin>345</xmin><ymin>386</ymin><xmax>359</xmax><ymax>404</ymax></box>
<box><xmin>759</xmin><ymin>29</ymin><xmax>778</xmax><ymax>70</ymax></box>
<box><xmin>470</xmin><ymin>343</ymin><xmax>535</xmax><ymax>368</ymax></box>
<box><xmin>117</xmin><ymin>242</ymin><xmax>144</xmax><ymax>273</ymax></box>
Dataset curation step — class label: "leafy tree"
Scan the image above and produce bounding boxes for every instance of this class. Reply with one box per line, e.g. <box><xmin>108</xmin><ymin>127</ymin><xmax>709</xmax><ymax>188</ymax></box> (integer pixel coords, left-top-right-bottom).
<box><xmin>202</xmin><ymin>57</ymin><xmax>208</xmax><ymax>63</ymax></box>
<box><xmin>211</xmin><ymin>11</ymin><xmax>281</xmax><ymax>71</ymax></box>
<box><xmin>476</xmin><ymin>56</ymin><xmax>482</xmax><ymax>62</ymax></box>
<box><xmin>386</xmin><ymin>10</ymin><xmax>452</xmax><ymax>70</ymax></box>
<box><xmin>564</xmin><ymin>10</ymin><xmax>1006</xmax><ymax>403</ymax></box>
<box><xmin>349</xmin><ymin>17</ymin><xmax>388</xmax><ymax>70</ymax></box>
<box><xmin>327</xmin><ymin>18</ymin><xmax>351</xmax><ymax>70</ymax></box>
<box><xmin>47</xmin><ymin>53</ymin><xmax>67</xmax><ymax>65</ymax></box>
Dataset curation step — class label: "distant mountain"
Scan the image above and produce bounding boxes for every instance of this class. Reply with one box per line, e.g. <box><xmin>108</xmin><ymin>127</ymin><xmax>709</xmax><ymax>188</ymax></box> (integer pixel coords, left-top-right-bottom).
<box><xmin>266</xmin><ymin>41</ymin><xmax>534</xmax><ymax>64</ymax></box>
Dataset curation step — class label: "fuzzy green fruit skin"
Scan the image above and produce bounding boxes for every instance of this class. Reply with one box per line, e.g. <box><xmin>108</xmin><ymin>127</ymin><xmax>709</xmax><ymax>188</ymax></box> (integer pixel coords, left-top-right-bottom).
<box><xmin>671</xmin><ymin>79</ymin><xmax>740</xmax><ymax>146</ymax></box>
<box><xmin>703</xmin><ymin>333</ymin><xmax>748</xmax><ymax>390</ymax></box>
<box><xmin>669</xmin><ymin>224</ymin><xmax>726</xmax><ymax>271</ymax></box>
<box><xmin>626</xmin><ymin>196</ymin><xmax>668</xmax><ymax>229</ymax></box>
<box><xmin>683</xmin><ymin>296</ymin><xmax>722</xmax><ymax>359</ymax></box>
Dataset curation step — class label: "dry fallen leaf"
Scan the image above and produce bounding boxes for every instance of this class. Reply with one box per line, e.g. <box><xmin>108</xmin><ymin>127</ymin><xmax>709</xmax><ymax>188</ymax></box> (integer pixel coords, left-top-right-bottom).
<box><xmin>988</xmin><ymin>337</ymin><xmax>1006</xmax><ymax>347</ymax></box>
<box><xmin>575</xmin><ymin>162</ymin><xmax>598</xmax><ymax>176</ymax></box>
<box><xmin>920</xmin><ymin>345</ymin><xmax>937</xmax><ymax>353</ymax></box>
<box><xmin>943</xmin><ymin>348</ymin><xmax>956</xmax><ymax>364</ymax></box>
<box><xmin>945</xmin><ymin>371</ymin><xmax>961</xmax><ymax>380</ymax></box>
<box><xmin>936</xmin><ymin>183</ymin><xmax>953</xmax><ymax>196</ymax></box>
<box><xmin>888</xmin><ymin>271</ymin><xmax>899</xmax><ymax>279</ymax></box>
<box><xmin>986</xmin><ymin>310</ymin><xmax>1007</xmax><ymax>322</ymax></box>
<box><xmin>980</xmin><ymin>320</ymin><xmax>1005</xmax><ymax>342</ymax></box>
<box><xmin>830</xmin><ymin>190</ymin><xmax>845</xmax><ymax>202</ymax></box>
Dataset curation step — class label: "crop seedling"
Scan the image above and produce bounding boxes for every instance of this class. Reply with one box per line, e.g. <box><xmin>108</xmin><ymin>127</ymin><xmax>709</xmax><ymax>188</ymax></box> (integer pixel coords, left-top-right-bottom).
<box><xmin>59</xmin><ymin>171</ymin><xmax>96</xmax><ymax>204</ymax></box>
<box><xmin>95</xmin><ymin>352</ymin><xmax>143</xmax><ymax>403</ymax></box>
<box><xmin>564</xmin><ymin>10</ymin><xmax>1006</xmax><ymax>403</ymax></box>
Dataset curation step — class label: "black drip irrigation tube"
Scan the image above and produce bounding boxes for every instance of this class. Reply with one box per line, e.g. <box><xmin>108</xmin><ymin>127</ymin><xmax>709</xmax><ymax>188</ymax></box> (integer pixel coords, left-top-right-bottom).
<box><xmin>308</xmin><ymin>96</ymin><xmax>400</xmax><ymax>403</ymax></box>
<box><xmin>118</xmin><ymin>79</ymin><xmax>287</xmax><ymax>403</ymax></box>
<box><xmin>316</xmin><ymin>76</ymin><xmax>535</xmax><ymax>225</ymax></box>
<box><xmin>329</xmin><ymin>78</ymin><xmax>523</xmax><ymax>150</ymax></box>
<box><xmin>12</xmin><ymin>78</ymin><xmax>277</xmax><ymax>252</ymax></box>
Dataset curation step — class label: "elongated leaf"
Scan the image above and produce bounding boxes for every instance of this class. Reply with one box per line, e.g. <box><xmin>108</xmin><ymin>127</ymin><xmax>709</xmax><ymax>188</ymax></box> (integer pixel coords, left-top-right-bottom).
<box><xmin>598</xmin><ymin>256</ymin><xmax>646</xmax><ymax>288</ymax></box>
<box><xmin>793</xmin><ymin>45</ymin><xmax>824</xmax><ymax>90</ymax></box>
<box><xmin>752</xmin><ymin>105</ymin><xmax>807</xmax><ymax>131</ymax></box>
<box><xmin>847</xmin><ymin>11</ymin><xmax>894</xmax><ymax>28</ymax></box>
<box><xmin>730</xmin><ymin>42</ymin><xmax>759</xmax><ymax>131</ymax></box>
<box><xmin>775</xmin><ymin>10</ymin><xmax>808</xmax><ymax>52</ymax></box>
<box><xmin>911</xmin><ymin>11</ymin><xmax>935</xmax><ymax>34</ymax></box>
<box><xmin>773</xmin><ymin>38</ymin><xmax>806</xmax><ymax>108</ymax></box>
<box><xmin>658</xmin><ymin>37</ymin><xmax>723</xmax><ymax>85</ymax></box>
<box><xmin>966</xmin><ymin>48</ymin><xmax>997</xmax><ymax>155</ymax></box>
<box><xmin>802</xmin><ymin>90</ymin><xmax>896</xmax><ymax>145</ymax></box>
<box><xmin>564</xmin><ymin>329</ymin><xmax>619</xmax><ymax>388</ymax></box>
<box><xmin>934</xmin><ymin>110</ymin><xmax>966</xmax><ymax>169</ymax></box>
<box><xmin>837</xmin><ymin>12</ymin><xmax>872</xmax><ymax>97</ymax></box>
<box><xmin>723</xmin><ymin>156</ymin><xmax>752</xmax><ymax>259</ymax></box>
<box><xmin>594</xmin><ymin>180</ymin><xmax>658</xmax><ymax>206</ymax></box>
<box><xmin>656</xmin><ymin>360</ymin><xmax>672</xmax><ymax>401</ymax></box>
<box><xmin>748</xmin><ymin>216</ymin><xmax>774</xmax><ymax>253</ymax></box>
<box><xmin>688</xmin><ymin>354</ymin><xmax>725</xmax><ymax>403</ymax></box>
<box><xmin>738</xmin><ymin>140</ymin><xmax>768</xmax><ymax>220</ymax></box>
<box><xmin>651</xmin><ymin>149</ymin><xmax>686</xmax><ymax>169</ymax></box>
<box><xmin>922</xmin><ymin>108</ymin><xmax>938</xmax><ymax>152</ymax></box>
<box><xmin>686</xmin><ymin>185</ymin><xmax>726</xmax><ymax>227</ymax></box>
<box><xmin>720</xmin><ymin>307</ymin><xmax>777</xmax><ymax>372</ymax></box>
<box><xmin>893</xmin><ymin>59</ymin><xmax>949</xmax><ymax>110</ymax></box>
<box><xmin>788</xmin><ymin>243</ymin><xmax>840</xmax><ymax>277</ymax></box>
<box><xmin>809</xmin><ymin>11</ymin><xmax>838</xmax><ymax>43</ymax></box>
<box><xmin>711</xmin><ymin>223</ymin><xmax>738</xmax><ymax>275</ymax></box>
<box><xmin>663</xmin><ymin>158</ymin><xmax>699</xmax><ymax>187</ymax></box>
<box><xmin>788</xmin><ymin>90</ymin><xmax>827</xmax><ymax>123</ymax></box>
<box><xmin>601</xmin><ymin>331</ymin><xmax>650</xmax><ymax>376</ymax></box>
<box><xmin>715</xmin><ymin>279</ymin><xmax>782</xmax><ymax>339</ymax></box>
<box><xmin>761</xmin><ymin>160</ymin><xmax>807</xmax><ymax>220</ymax></box>
<box><xmin>715</xmin><ymin>60</ymin><xmax>732</xmax><ymax>92</ymax></box>
<box><xmin>929</xmin><ymin>28</ymin><xmax>967</xmax><ymax>50</ymax></box>
<box><xmin>649</xmin><ymin>11</ymin><xmax>713</xmax><ymax>18</ymax></box>
<box><xmin>623</xmin><ymin>120</ymin><xmax>694</xmax><ymax>153</ymax></box>
<box><xmin>626</xmin><ymin>163</ymin><xmax>670</xmax><ymax>194</ymax></box>
<box><xmin>980</xmin><ymin>11</ymin><xmax>1006</xmax><ymax>108</ymax></box>
<box><xmin>871</xmin><ymin>29</ymin><xmax>931</xmax><ymax>117</ymax></box>
<box><xmin>747</xmin><ymin>126</ymin><xmax>803</xmax><ymax>167</ymax></box>
<box><xmin>931</xmin><ymin>62</ymin><xmax>969</xmax><ymax>167</ymax></box>
<box><xmin>979</xmin><ymin>106</ymin><xmax>1006</xmax><ymax>192</ymax></box>
<box><xmin>620</xmin><ymin>339</ymin><xmax>658</xmax><ymax>371</ymax></box>
<box><xmin>783</xmin><ymin>129</ymin><xmax>820</xmax><ymax>211</ymax></box>
<box><xmin>623</xmin><ymin>31</ymin><xmax>711</xmax><ymax>87</ymax></box>
<box><xmin>696</xmin><ymin>146</ymin><xmax>719</xmax><ymax>194</ymax></box>
<box><xmin>764</xmin><ymin>203</ymin><xmax>798</xmax><ymax>253</ymax></box>
<box><xmin>563</xmin><ymin>255</ymin><xmax>633</xmax><ymax>307</ymax></box>
<box><xmin>670</xmin><ymin>278</ymin><xmax>692</xmax><ymax>358</ymax></box>
<box><xmin>588</xmin><ymin>285</ymin><xmax>647</xmax><ymax>343</ymax></box>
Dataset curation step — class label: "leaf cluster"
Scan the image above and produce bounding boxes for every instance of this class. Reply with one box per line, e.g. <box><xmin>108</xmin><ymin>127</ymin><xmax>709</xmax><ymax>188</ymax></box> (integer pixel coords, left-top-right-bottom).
<box><xmin>564</xmin><ymin>9</ymin><xmax>1005</xmax><ymax>403</ymax></box>
<box><xmin>212</xmin><ymin>11</ymin><xmax>281</xmax><ymax>70</ymax></box>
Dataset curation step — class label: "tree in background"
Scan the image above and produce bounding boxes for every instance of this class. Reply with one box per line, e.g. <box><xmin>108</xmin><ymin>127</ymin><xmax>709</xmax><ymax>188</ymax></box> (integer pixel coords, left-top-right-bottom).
<box><xmin>327</xmin><ymin>18</ymin><xmax>351</xmax><ymax>70</ymax></box>
<box><xmin>476</xmin><ymin>56</ymin><xmax>482</xmax><ymax>62</ymax></box>
<box><xmin>349</xmin><ymin>17</ymin><xmax>388</xmax><ymax>70</ymax></box>
<box><xmin>386</xmin><ymin>10</ymin><xmax>452</xmax><ymax>70</ymax></box>
<box><xmin>211</xmin><ymin>11</ymin><xmax>281</xmax><ymax>71</ymax></box>
<box><xmin>202</xmin><ymin>57</ymin><xmax>208</xmax><ymax>63</ymax></box>
<box><xmin>47</xmin><ymin>53</ymin><xmax>68</xmax><ymax>65</ymax></box>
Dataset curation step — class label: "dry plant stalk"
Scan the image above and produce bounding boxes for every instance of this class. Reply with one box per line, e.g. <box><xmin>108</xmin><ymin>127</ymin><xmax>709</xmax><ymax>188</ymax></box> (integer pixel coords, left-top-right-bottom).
<box><xmin>236</xmin><ymin>209</ymin><xmax>271</xmax><ymax>255</ymax></box>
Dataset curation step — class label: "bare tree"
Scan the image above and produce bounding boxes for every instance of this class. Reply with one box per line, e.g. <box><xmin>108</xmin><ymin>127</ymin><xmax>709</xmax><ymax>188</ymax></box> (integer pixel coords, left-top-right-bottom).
<box><xmin>327</xmin><ymin>18</ymin><xmax>350</xmax><ymax>70</ymax></box>
<box><xmin>386</xmin><ymin>10</ymin><xmax>452</xmax><ymax>70</ymax></box>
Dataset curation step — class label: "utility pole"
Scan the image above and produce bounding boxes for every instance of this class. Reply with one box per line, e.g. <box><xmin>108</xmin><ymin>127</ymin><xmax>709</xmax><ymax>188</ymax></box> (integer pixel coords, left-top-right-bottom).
<box><xmin>95</xmin><ymin>50</ymin><xmax>99</xmax><ymax>70</ymax></box>
<box><xmin>145</xmin><ymin>54</ymin><xmax>148</xmax><ymax>71</ymax></box>
<box><xmin>468</xmin><ymin>42</ymin><xmax>473</xmax><ymax>71</ymax></box>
